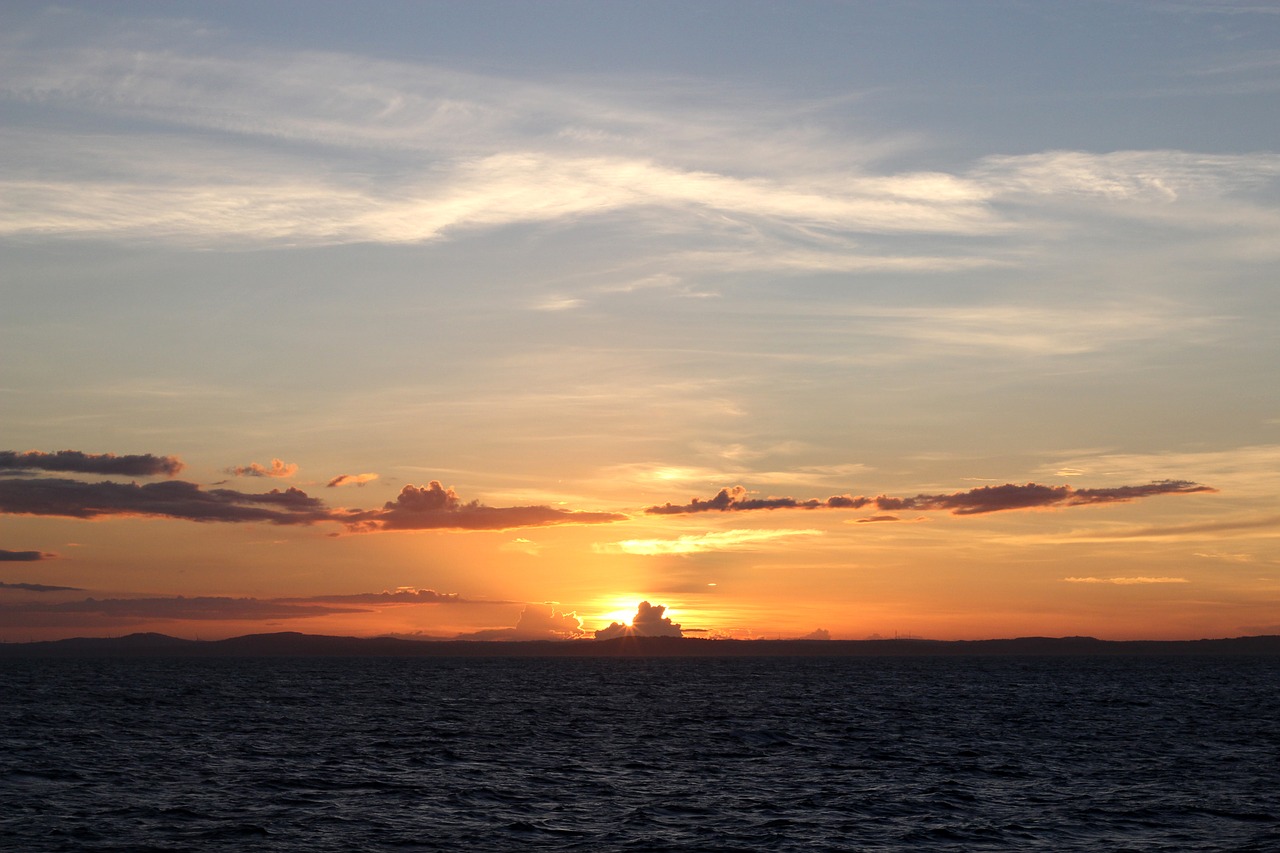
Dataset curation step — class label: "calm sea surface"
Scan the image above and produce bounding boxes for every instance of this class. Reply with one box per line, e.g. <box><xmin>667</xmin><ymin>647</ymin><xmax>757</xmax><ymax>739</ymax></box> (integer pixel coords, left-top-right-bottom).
<box><xmin>2</xmin><ymin>655</ymin><xmax>1278</xmax><ymax>851</ymax></box>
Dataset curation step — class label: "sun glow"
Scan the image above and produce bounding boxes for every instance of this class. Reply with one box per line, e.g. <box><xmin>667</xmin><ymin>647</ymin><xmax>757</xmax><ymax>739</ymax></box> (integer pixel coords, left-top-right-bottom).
<box><xmin>601</xmin><ymin>607</ymin><xmax>635</xmax><ymax>627</ymax></box>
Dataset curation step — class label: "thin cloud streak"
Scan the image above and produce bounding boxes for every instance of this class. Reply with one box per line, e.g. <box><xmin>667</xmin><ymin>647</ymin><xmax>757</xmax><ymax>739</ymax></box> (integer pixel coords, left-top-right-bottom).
<box><xmin>645</xmin><ymin>481</ymin><xmax>1215</xmax><ymax>517</ymax></box>
<box><xmin>340</xmin><ymin>481</ymin><xmax>626</xmax><ymax>532</ymax></box>
<box><xmin>597</xmin><ymin>528</ymin><xmax>822</xmax><ymax>555</ymax></box>
<box><xmin>0</xmin><ymin>477</ymin><xmax>330</xmax><ymax>525</ymax></box>
<box><xmin>0</xmin><ymin>581</ymin><xmax>80</xmax><ymax>591</ymax></box>
<box><xmin>0</xmin><ymin>587</ymin><xmax>479</xmax><ymax>624</ymax></box>
<box><xmin>1063</xmin><ymin>577</ymin><xmax>1190</xmax><ymax>585</ymax></box>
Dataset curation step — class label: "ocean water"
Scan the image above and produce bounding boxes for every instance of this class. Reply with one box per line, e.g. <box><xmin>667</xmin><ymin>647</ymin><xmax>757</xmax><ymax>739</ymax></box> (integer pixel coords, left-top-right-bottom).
<box><xmin>2</xmin><ymin>655</ymin><xmax>1278</xmax><ymax>852</ymax></box>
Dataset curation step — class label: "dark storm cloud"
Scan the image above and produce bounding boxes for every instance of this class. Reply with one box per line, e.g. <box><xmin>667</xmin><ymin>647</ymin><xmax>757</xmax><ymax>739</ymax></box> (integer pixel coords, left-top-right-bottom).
<box><xmin>0</xmin><ymin>477</ymin><xmax>330</xmax><ymax>525</ymax></box>
<box><xmin>339</xmin><ymin>481</ymin><xmax>627</xmax><ymax>532</ymax></box>
<box><xmin>594</xmin><ymin>600</ymin><xmax>683</xmax><ymax>640</ymax></box>
<box><xmin>0</xmin><ymin>581</ymin><xmax>81</xmax><ymax>592</ymax></box>
<box><xmin>646</xmin><ymin>481</ymin><xmax>1215</xmax><ymax>516</ymax></box>
<box><xmin>0</xmin><ymin>450</ymin><xmax>183</xmax><ymax>477</ymax></box>
<box><xmin>0</xmin><ymin>549</ymin><xmax>52</xmax><ymax>561</ymax></box>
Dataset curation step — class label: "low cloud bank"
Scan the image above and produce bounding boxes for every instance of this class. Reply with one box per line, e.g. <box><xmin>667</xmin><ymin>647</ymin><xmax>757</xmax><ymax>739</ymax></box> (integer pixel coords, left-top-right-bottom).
<box><xmin>0</xmin><ymin>587</ymin><xmax>472</xmax><ymax>623</ymax></box>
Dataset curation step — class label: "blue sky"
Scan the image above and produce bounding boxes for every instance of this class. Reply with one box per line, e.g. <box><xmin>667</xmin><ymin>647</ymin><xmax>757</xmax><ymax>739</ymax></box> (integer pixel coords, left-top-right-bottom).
<box><xmin>2</xmin><ymin>1</ymin><xmax>1278</xmax><ymax>641</ymax></box>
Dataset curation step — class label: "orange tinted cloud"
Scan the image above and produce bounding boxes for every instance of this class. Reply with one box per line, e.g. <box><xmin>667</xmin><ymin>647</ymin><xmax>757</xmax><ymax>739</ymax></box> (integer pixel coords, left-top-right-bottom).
<box><xmin>647</xmin><ymin>481</ymin><xmax>1215</xmax><ymax>516</ymax></box>
<box><xmin>228</xmin><ymin>458</ymin><xmax>298</xmax><ymax>478</ymax></box>
<box><xmin>327</xmin><ymin>472</ymin><xmax>379</xmax><ymax>487</ymax></box>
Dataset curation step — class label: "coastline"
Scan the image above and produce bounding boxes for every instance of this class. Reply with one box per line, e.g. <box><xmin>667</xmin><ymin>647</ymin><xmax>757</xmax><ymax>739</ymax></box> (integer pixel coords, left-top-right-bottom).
<box><xmin>4</xmin><ymin>632</ymin><xmax>1280</xmax><ymax>658</ymax></box>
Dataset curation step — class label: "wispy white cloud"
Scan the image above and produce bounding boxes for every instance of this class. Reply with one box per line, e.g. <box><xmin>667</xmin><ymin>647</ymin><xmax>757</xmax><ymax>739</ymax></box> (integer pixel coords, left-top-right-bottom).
<box><xmin>6</xmin><ymin>18</ymin><xmax>1277</xmax><ymax>280</ymax></box>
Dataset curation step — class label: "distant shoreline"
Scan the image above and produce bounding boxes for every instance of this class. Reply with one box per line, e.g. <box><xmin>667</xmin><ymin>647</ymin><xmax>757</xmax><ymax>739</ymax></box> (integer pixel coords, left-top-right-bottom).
<box><xmin>3</xmin><ymin>632</ymin><xmax>1280</xmax><ymax>658</ymax></box>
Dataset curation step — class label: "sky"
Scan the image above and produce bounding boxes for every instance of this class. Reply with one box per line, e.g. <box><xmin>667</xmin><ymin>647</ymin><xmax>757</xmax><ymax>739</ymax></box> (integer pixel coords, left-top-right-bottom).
<box><xmin>2</xmin><ymin>0</ymin><xmax>1279</xmax><ymax>642</ymax></box>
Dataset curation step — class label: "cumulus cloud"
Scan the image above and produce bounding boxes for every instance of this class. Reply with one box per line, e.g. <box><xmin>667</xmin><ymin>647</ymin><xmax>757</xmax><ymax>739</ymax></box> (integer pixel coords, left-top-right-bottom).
<box><xmin>0</xmin><ymin>450</ymin><xmax>183</xmax><ymax>477</ymax></box>
<box><xmin>0</xmin><ymin>549</ymin><xmax>53</xmax><ymax>561</ymax></box>
<box><xmin>799</xmin><ymin>628</ymin><xmax>832</xmax><ymax>640</ymax></box>
<box><xmin>327</xmin><ymin>473</ymin><xmax>379</xmax><ymax>488</ymax></box>
<box><xmin>646</xmin><ymin>481</ymin><xmax>1215</xmax><ymax>516</ymax></box>
<box><xmin>594</xmin><ymin>600</ymin><xmax>683</xmax><ymax>639</ymax></box>
<box><xmin>455</xmin><ymin>604</ymin><xmax>585</xmax><ymax>640</ymax></box>
<box><xmin>340</xmin><ymin>481</ymin><xmax>626</xmax><ymax>532</ymax></box>
<box><xmin>0</xmin><ymin>478</ymin><xmax>330</xmax><ymax>525</ymax></box>
<box><xmin>228</xmin><ymin>458</ymin><xmax>298</xmax><ymax>478</ymax></box>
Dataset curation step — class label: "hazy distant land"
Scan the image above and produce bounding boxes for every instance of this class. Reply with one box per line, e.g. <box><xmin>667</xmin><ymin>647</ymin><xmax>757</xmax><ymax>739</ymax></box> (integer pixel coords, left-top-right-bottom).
<box><xmin>3</xmin><ymin>632</ymin><xmax>1280</xmax><ymax>658</ymax></box>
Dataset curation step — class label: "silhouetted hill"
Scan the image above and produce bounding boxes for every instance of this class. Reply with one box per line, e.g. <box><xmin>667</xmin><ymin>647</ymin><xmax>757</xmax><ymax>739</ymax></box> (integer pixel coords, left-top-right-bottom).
<box><xmin>3</xmin><ymin>632</ymin><xmax>1280</xmax><ymax>658</ymax></box>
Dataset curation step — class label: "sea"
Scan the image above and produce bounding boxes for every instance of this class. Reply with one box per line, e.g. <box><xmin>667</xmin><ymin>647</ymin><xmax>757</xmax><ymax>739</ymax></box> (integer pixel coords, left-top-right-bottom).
<box><xmin>2</xmin><ymin>655</ymin><xmax>1278</xmax><ymax>852</ymax></box>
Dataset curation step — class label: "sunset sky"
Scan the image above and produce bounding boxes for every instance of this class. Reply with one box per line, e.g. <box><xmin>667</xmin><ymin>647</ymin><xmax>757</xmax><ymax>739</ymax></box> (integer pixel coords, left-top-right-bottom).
<box><xmin>3</xmin><ymin>1</ymin><xmax>1279</xmax><ymax>642</ymax></box>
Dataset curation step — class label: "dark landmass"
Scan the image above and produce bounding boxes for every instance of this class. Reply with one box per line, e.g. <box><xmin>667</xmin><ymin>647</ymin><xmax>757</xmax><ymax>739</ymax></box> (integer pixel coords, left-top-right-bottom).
<box><xmin>3</xmin><ymin>632</ymin><xmax>1280</xmax><ymax>658</ymax></box>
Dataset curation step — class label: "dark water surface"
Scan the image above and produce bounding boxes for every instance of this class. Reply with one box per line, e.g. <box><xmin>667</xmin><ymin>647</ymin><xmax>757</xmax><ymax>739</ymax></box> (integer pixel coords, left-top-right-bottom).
<box><xmin>3</xmin><ymin>656</ymin><xmax>1278</xmax><ymax>851</ymax></box>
